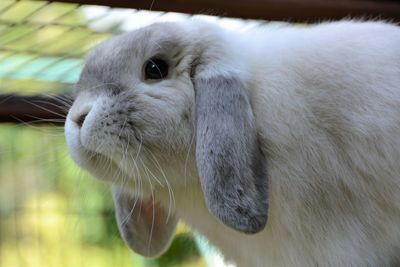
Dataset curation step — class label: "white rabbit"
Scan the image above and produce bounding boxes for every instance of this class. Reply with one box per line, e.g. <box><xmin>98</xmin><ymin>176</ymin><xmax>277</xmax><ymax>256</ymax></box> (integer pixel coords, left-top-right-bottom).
<box><xmin>65</xmin><ymin>19</ymin><xmax>400</xmax><ymax>266</ymax></box>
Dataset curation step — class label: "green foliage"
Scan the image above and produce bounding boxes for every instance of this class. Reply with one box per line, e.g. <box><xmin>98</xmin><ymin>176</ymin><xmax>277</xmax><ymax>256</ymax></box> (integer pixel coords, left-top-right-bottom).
<box><xmin>0</xmin><ymin>1</ymin><xmax>211</xmax><ymax>266</ymax></box>
<box><xmin>149</xmin><ymin>233</ymin><xmax>202</xmax><ymax>267</ymax></box>
<box><xmin>0</xmin><ymin>124</ymin><xmax>206</xmax><ymax>267</ymax></box>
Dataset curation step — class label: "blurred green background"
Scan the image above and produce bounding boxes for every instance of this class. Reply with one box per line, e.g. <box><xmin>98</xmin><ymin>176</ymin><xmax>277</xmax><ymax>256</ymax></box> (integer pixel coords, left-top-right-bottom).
<box><xmin>0</xmin><ymin>124</ymin><xmax>206</xmax><ymax>267</ymax></box>
<box><xmin>0</xmin><ymin>1</ymin><xmax>229</xmax><ymax>266</ymax></box>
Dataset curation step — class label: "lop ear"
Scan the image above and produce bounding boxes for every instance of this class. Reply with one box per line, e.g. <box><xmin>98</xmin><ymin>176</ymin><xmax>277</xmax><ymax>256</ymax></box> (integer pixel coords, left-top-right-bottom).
<box><xmin>194</xmin><ymin>75</ymin><xmax>269</xmax><ymax>234</ymax></box>
<box><xmin>112</xmin><ymin>186</ymin><xmax>178</xmax><ymax>257</ymax></box>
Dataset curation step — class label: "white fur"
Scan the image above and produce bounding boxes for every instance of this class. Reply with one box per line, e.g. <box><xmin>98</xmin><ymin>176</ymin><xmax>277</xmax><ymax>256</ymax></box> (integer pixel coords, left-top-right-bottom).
<box><xmin>65</xmin><ymin>20</ymin><xmax>400</xmax><ymax>266</ymax></box>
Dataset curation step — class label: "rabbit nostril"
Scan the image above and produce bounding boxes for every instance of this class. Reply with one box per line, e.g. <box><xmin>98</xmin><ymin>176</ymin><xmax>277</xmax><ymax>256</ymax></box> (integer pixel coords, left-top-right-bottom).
<box><xmin>76</xmin><ymin>112</ymin><xmax>88</xmax><ymax>128</ymax></box>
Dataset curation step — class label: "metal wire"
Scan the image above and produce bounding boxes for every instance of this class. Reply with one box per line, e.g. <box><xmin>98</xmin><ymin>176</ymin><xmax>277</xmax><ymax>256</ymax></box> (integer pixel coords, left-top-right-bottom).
<box><xmin>0</xmin><ymin>0</ymin><xmax>199</xmax><ymax>91</ymax></box>
<box><xmin>0</xmin><ymin>0</ymin><xmax>141</xmax><ymax>90</ymax></box>
<box><xmin>0</xmin><ymin>0</ymin><xmax>265</xmax><ymax>91</ymax></box>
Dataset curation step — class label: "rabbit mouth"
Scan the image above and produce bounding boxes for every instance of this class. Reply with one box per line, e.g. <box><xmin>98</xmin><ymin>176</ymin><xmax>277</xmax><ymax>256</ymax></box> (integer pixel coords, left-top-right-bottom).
<box><xmin>77</xmin><ymin>144</ymin><xmax>141</xmax><ymax>191</ymax></box>
<box><xmin>72</xmin><ymin>133</ymin><xmax>154</xmax><ymax>195</ymax></box>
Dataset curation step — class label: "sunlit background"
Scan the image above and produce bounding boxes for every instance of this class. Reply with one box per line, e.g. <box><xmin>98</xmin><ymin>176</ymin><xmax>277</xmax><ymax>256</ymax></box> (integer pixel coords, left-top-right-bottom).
<box><xmin>0</xmin><ymin>1</ymin><xmax>251</xmax><ymax>266</ymax></box>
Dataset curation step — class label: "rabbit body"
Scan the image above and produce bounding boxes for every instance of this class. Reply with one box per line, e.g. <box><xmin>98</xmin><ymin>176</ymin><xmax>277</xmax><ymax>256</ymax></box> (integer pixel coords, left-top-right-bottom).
<box><xmin>65</xmin><ymin>20</ymin><xmax>400</xmax><ymax>266</ymax></box>
<box><xmin>175</xmin><ymin>21</ymin><xmax>400</xmax><ymax>266</ymax></box>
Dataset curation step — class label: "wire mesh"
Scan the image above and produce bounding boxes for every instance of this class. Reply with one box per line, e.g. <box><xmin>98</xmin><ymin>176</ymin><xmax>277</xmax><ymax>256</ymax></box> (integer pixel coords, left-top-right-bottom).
<box><xmin>0</xmin><ymin>0</ymin><xmax>265</xmax><ymax>126</ymax></box>
<box><xmin>0</xmin><ymin>1</ymin><xmax>235</xmax><ymax>266</ymax></box>
<box><xmin>0</xmin><ymin>0</ymin><xmax>261</xmax><ymax>93</ymax></box>
<box><xmin>0</xmin><ymin>0</ymin><xmax>116</xmax><ymax>90</ymax></box>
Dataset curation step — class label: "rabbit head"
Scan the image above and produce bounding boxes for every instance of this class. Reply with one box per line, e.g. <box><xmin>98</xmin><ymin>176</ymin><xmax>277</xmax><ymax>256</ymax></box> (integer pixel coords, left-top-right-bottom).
<box><xmin>65</xmin><ymin>21</ymin><xmax>268</xmax><ymax>257</ymax></box>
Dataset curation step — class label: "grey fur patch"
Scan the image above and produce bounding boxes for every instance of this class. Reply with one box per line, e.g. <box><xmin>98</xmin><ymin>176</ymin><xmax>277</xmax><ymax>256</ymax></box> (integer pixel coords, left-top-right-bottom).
<box><xmin>112</xmin><ymin>186</ymin><xmax>178</xmax><ymax>257</ymax></box>
<box><xmin>195</xmin><ymin>75</ymin><xmax>269</xmax><ymax>234</ymax></box>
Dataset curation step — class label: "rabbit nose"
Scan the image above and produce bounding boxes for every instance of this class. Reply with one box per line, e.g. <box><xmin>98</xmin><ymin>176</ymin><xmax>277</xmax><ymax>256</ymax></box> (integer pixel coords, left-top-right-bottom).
<box><xmin>75</xmin><ymin>111</ymin><xmax>89</xmax><ymax>128</ymax></box>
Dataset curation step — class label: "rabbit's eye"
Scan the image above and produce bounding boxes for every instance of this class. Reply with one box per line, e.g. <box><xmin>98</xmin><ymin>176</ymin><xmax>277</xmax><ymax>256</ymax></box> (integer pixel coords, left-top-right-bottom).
<box><xmin>144</xmin><ymin>58</ymin><xmax>169</xmax><ymax>80</ymax></box>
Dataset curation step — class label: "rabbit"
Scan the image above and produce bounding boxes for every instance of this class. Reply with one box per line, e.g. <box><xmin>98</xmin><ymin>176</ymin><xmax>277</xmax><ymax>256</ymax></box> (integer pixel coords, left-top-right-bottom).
<box><xmin>64</xmin><ymin>19</ymin><xmax>400</xmax><ymax>266</ymax></box>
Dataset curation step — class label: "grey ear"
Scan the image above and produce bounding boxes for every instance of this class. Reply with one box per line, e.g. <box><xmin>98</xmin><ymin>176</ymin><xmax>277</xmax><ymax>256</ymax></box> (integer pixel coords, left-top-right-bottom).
<box><xmin>112</xmin><ymin>186</ymin><xmax>178</xmax><ymax>257</ymax></box>
<box><xmin>195</xmin><ymin>75</ymin><xmax>269</xmax><ymax>234</ymax></box>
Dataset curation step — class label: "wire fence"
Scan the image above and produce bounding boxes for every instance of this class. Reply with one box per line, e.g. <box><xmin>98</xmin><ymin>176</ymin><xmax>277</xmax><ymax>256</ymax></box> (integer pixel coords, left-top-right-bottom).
<box><xmin>0</xmin><ymin>1</ymin><xmax>158</xmax><ymax>122</ymax></box>
<box><xmin>1</xmin><ymin>0</ymin><xmax>400</xmax><ymax>123</ymax></box>
<box><xmin>0</xmin><ymin>1</ymin><xmax>213</xmax><ymax>267</ymax></box>
<box><xmin>1</xmin><ymin>1</ymin><xmax>400</xmax><ymax>266</ymax></box>
<box><xmin>0</xmin><ymin>0</ymin><xmax>256</xmax><ymax>91</ymax></box>
<box><xmin>0</xmin><ymin>0</ymin><xmax>116</xmax><ymax>89</ymax></box>
<box><xmin>0</xmin><ymin>0</ymin><xmax>263</xmax><ymax>124</ymax></box>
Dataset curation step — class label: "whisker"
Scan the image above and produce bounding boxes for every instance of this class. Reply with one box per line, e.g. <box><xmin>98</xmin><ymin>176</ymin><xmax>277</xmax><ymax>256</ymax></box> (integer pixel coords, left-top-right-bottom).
<box><xmin>148</xmin><ymin>188</ymin><xmax>156</xmax><ymax>255</ymax></box>
<box><xmin>31</xmin><ymin>99</ymin><xmax>71</xmax><ymax>114</ymax></box>
<box><xmin>146</xmin><ymin>149</ymin><xmax>175</xmax><ymax>222</ymax></box>
<box><xmin>19</xmin><ymin>116</ymin><xmax>66</xmax><ymax>123</ymax></box>
<box><xmin>41</xmin><ymin>93</ymin><xmax>74</xmax><ymax>106</ymax></box>
<box><xmin>136</xmin><ymin>155</ymin><xmax>156</xmax><ymax>255</ymax></box>
<box><xmin>139</xmin><ymin>157</ymin><xmax>163</xmax><ymax>187</ymax></box>
<box><xmin>9</xmin><ymin>115</ymin><xmax>65</xmax><ymax>135</ymax></box>
<box><xmin>21</xmin><ymin>98</ymin><xmax>68</xmax><ymax>118</ymax></box>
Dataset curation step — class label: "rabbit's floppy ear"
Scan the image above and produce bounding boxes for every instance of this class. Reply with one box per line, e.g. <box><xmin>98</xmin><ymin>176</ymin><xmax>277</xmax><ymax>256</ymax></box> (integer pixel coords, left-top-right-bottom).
<box><xmin>194</xmin><ymin>74</ymin><xmax>269</xmax><ymax>234</ymax></box>
<box><xmin>112</xmin><ymin>186</ymin><xmax>178</xmax><ymax>257</ymax></box>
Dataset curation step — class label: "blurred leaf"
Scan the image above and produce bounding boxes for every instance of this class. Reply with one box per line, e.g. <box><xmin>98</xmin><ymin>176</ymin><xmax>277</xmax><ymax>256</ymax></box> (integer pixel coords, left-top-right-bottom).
<box><xmin>148</xmin><ymin>233</ymin><xmax>203</xmax><ymax>267</ymax></box>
